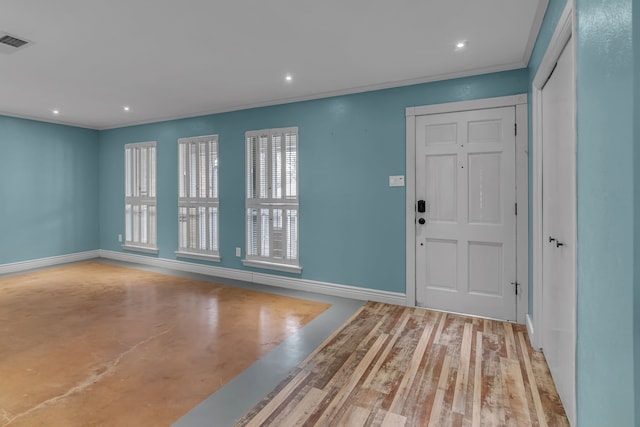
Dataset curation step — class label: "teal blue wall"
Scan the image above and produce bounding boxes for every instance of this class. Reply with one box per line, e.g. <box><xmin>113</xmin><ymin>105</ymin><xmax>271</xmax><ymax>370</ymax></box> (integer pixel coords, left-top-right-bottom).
<box><xmin>527</xmin><ymin>0</ymin><xmax>568</xmax><ymax>317</ymax></box>
<box><xmin>0</xmin><ymin>116</ymin><xmax>99</xmax><ymax>263</ymax></box>
<box><xmin>576</xmin><ymin>0</ymin><xmax>635</xmax><ymax>425</ymax></box>
<box><xmin>98</xmin><ymin>70</ymin><xmax>528</xmax><ymax>293</ymax></box>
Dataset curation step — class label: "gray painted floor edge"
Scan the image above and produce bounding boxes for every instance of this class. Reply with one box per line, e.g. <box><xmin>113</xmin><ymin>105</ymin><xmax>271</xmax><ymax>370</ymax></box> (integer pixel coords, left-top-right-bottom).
<box><xmin>173</xmin><ymin>296</ymin><xmax>363</xmax><ymax>427</ymax></box>
<box><xmin>93</xmin><ymin>258</ymin><xmax>365</xmax><ymax>427</ymax></box>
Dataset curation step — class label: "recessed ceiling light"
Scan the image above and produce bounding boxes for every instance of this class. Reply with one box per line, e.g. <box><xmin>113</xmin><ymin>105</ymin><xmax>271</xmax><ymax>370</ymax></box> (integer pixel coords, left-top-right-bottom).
<box><xmin>285</xmin><ymin>74</ymin><xmax>293</xmax><ymax>82</ymax></box>
<box><xmin>123</xmin><ymin>106</ymin><xmax>130</xmax><ymax>112</ymax></box>
<box><xmin>456</xmin><ymin>41</ymin><xmax>467</xmax><ymax>49</ymax></box>
<box><xmin>52</xmin><ymin>109</ymin><xmax>60</xmax><ymax>115</ymax></box>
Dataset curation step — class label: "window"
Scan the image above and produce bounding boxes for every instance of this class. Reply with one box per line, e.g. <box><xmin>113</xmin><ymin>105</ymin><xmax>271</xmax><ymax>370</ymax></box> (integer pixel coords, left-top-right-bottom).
<box><xmin>176</xmin><ymin>135</ymin><xmax>220</xmax><ymax>261</ymax></box>
<box><xmin>244</xmin><ymin>127</ymin><xmax>300</xmax><ymax>273</ymax></box>
<box><xmin>124</xmin><ymin>141</ymin><xmax>157</xmax><ymax>253</ymax></box>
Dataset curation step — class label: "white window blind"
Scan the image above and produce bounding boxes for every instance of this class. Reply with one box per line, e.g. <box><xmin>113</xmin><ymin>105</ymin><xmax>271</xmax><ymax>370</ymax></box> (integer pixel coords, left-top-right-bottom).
<box><xmin>124</xmin><ymin>141</ymin><xmax>158</xmax><ymax>253</ymax></box>
<box><xmin>176</xmin><ymin>135</ymin><xmax>220</xmax><ymax>261</ymax></box>
<box><xmin>244</xmin><ymin>127</ymin><xmax>300</xmax><ymax>273</ymax></box>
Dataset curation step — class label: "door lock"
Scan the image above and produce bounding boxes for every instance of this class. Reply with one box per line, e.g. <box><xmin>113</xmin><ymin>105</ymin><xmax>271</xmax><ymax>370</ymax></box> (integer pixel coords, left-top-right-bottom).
<box><xmin>418</xmin><ymin>218</ymin><xmax>426</xmax><ymax>225</ymax></box>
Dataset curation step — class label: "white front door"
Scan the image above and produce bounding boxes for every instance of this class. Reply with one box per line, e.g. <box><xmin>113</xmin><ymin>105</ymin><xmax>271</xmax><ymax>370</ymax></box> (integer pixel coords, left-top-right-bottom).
<box><xmin>541</xmin><ymin>37</ymin><xmax>576</xmax><ymax>425</ymax></box>
<box><xmin>415</xmin><ymin>107</ymin><xmax>517</xmax><ymax>321</ymax></box>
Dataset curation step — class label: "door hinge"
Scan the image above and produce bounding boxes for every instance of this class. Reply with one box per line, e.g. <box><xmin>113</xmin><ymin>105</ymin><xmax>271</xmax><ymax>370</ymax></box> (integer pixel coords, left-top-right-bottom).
<box><xmin>511</xmin><ymin>281</ymin><xmax>520</xmax><ymax>295</ymax></box>
<box><xmin>514</xmin><ymin>203</ymin><xmax>518</xmax><ymax>216</ymax></box>
<box><xmin>514</xmin><ymin>123</ymin><xmax>517</xmax><ymax>136</ymax></box>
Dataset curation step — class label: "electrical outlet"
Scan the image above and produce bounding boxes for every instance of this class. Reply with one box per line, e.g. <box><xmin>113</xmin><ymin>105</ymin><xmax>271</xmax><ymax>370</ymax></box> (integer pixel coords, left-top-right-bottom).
<box><xmin>235</xmin><ymin>247</ymin><xmax>241</xmax><ymax>257</ymax></box>
<box><xmin>118</xmin><ymin>234</ymin><xmax>122</xmax><ymax>242</ymax></box>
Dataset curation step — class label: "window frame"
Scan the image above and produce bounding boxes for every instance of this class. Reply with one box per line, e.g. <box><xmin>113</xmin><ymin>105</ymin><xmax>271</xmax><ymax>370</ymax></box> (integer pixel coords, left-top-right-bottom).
<box><xmin>175</xmin><ymin>135</ymin><xmax>220</xmax><ymax>262</ymax></box>
<box><xmin>123</xmin><ymin>141</ymin><xmax>158</xmax><ymax>254</ymax></box>
<box><xmin>243</xmin><ymin>127</ymin><xmax>301</xmax><ymax>273</ymax></box>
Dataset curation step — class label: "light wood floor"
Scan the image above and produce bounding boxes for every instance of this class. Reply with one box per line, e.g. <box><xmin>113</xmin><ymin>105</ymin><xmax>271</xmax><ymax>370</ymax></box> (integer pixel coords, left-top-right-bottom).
<box><xmin>236</xmin><ymin>302</ymin><xmax>569</xmax><ymax>426</ymax></box>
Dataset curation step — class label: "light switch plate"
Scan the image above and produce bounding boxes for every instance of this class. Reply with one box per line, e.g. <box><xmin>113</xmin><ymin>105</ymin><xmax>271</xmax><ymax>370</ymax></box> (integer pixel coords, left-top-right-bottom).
<box><xmin>235</xmin><ymin>247</ymin><xmax>241</xmax><ymax>257</ymax></box>
<box><xmin>389</xmin><ymin>175</ymin><xmax>405</xmax><ymax>187</ymax></box>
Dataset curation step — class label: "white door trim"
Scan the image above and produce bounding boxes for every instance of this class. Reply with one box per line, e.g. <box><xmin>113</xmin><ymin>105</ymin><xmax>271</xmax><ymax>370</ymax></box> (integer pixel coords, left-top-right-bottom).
<box><xmin>406</xmin><ymin>94</ymin><xmax>529</xmax><ymax>324</ymax></box>
<box><xmin>531</xmin><ymin>1</ymin><xmax>575</xmax><ymax>350</ymax></box>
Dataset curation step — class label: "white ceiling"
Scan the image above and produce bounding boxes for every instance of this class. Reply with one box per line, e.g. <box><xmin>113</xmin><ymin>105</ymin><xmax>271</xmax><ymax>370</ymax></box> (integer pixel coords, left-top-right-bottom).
<box><xmin>0</xmin><ymin>0</ymin><xmax>547</xmax><ymax>130</ymax></box>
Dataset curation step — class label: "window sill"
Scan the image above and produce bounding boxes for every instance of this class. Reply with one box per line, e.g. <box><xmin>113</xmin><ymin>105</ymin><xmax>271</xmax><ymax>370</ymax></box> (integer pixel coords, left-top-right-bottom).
<box><xmin>122</xmin><ymin>244</ymin><xmax>159</xmax><ymax>255</ymax></box>
<box><xmin>175</xmin><ymin>251</ymin><xmax>221</xmax><ymax>263</ymax></box>
<box><xmin>242</xmin><ymin>259</ymin><xmax>302</xmax><ymax>274</ymax></box>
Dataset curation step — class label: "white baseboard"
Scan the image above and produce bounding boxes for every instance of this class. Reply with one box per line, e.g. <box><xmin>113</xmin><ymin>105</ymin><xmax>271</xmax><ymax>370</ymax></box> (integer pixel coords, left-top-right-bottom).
<box><xmin>98</xmin><ymin>250</ymin><xmax>253</xmax><ymax>282</ymax></box>
<box><xmin>0</xmin><ymin>250</ymin><xmax>100</xmax><ymax>276</ymax></box>
<box><xmin>98</xmin><ymin>250</ymin><xmax>406</xmax><ymax>305</ymax></box>
<box><xmin>526</xmin><ymin>313</ymin><xmax>541</xmax><ymax>350</ymax></box>
<box><xmin>0</xmin><ymin>249</ymin><xmax>407</xmax><ymax>306</ymax></box>
<box><xmin>251</xmin><ymin>271</ymin><xmax>406</xmax><ymax>305</ymax></box>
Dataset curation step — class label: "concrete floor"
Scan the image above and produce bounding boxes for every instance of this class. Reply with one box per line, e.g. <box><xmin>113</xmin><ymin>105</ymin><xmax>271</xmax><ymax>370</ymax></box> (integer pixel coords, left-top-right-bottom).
<box><xmin>0</xmin><ymin>260</ymin><xmax>364</xmax><ymax>426</ymax></box>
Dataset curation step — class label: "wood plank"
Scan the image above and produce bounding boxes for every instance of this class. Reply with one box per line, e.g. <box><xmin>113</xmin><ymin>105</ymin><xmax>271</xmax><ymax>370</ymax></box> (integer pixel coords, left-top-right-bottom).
<box><xmin>414</xmin><ymin>307</ymin><xmax>427</xmax><ymax>317</ymax></box>
<box><xmin>518</xmin><ymin>332</ymin><xmax>547</xmax><ymax>427</ymax></box>
<box><xmin>381</xmin><ymin>411</ymin><xmax>407</xmax><ymax>427</ymax></box>
<box><xmin>315</xmin><ymin>316</ymin><xmax>387</xmax><ymax>390</ymax></box>
<box><xmin>452</xmin><ymin>322</ymin><xmax>473</xmax><ymax>414</ymax></box>
<box><xmin>382</xmin><ymin>307</ymin><xmax>408</xmax><ymax>335</ymax></box>
<box><xmin>500</xmin><ymin>357</ymin><xmax>532</xmax><ymax>426</ymax></box>
<box><xmin>313</xmin><ymin>333</ymin><xmax>387</xmax><ymax>426</ymax></box>
<box><xmin>271</xmin><ymin>387</ymin><xmax>327</xmax><ymax>427</ymax></box>
<box><xmin>244</xmin><ymin>369</ymin><xmax>311</xmax><ymax>427</ymax></box>
<box><xmin>471</xmin><ymin>331</ymin><xmax>483</xmax><ymax>427</ymax></box>
<box><xmin>388</xmin><ymin>319</ymin><xmax>435</xmax><ymax>414</ymax></box>
<box><xmin>313</xmin><ymin>342</ymin><xmax>362</xmax><ymax>391</ymax></box>
<box><xmin>427</xmin><ymin>354</ymin><xmax>452</xmax><ymax>426</ymax></box>
<box><xmin>503</xmin><ymin>322</ymin><xmax>518</xmax><ymax>360</ymax></box>
<box><xmin>412</xmin><ymin>344</ymin><xmax>447</xmax><ymax>426</ymax></box>
<box><xmin>432</xmin><ymin>312</ymin><xmax>447</xmax><ymax>343</ymax></box>
<box><xmin>480</xmin><ymin>332</ymin><xmax>506</xmax><ymax>427</ymax></box>
<box><xmin>529</xmin><ymin>347</ymin><xmax>570</xmax><ymax>426</ymax></box>
<box><xmin>483</xmin><ymin>319</ymin><xmax>491</xmax><ymax>334</ymax></box>
<box><xmin>368</xmin><ymin>318</ymin><xmax>425</xmax><ymax>396</ymax></box>
<box><xmin>361</xmin><ymin>312</ymin><xmax>411</xmax><ymax>389</ymax></box>
<box><xmin>335</xmin><ymin>405</ymin><xmax>370</xmax><ymax>427</ymax></box>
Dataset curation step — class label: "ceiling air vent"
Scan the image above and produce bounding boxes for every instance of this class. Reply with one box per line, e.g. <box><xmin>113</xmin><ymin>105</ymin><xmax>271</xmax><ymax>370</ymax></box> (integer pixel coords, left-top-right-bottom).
<box><xmin>0</xmin><ymin>33</ymin><xmax>31</xmax><ymax>54</ymax></box>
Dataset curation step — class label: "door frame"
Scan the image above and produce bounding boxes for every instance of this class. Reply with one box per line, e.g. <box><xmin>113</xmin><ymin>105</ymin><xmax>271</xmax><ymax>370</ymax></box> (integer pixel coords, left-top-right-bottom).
<box><xmin>530</xmin><ymin>1</ymin><xmax>575</xmax><ymax>350</ymax></box>
<box><xmin>406</xmin><ymin>94</ymin><xmax>529</xmax><ymax>323</ymax></box>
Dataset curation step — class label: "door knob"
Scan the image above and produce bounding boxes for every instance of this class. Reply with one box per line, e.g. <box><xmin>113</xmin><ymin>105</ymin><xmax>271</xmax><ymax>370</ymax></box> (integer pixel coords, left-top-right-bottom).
<box><xmin>549</xmin><ymin>236</ymin><xmax>556</xmax><ymax>243</ymax></box>
<box><xmin>418</xmin><ymin>218</ymin><xmax>426</xmax><ymax>225</ymax></box>
<box><xmin>556</xmin><ymin>241</ymin><xmax>564</xmax><ymax>248</ymax></box>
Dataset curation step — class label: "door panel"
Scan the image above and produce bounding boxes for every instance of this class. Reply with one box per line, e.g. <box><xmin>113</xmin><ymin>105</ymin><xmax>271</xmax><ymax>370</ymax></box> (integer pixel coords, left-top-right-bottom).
<box><xmin>425</xmin><ymin>239</ymin><xmax>457</xmax><ymax>290</ymax></box>
<box><xmin>426</xmin><ymin>122</ymin><xmax>457</xmax><ymax>145</ymax></box>
<box><xmin>468</xmin><ymin>153</ymin><xmax>502</xmax><ymax>224</ymax></box>
<box><xmin>425</xmin><ymin>155</ymin><xmax>458</xmax><ymax>222</ymax></box>
<box><xmin>468</xmin><ymin>242</ymin><xmax>503</xmax><ymax>296</ymax></box>
<box><xmin>468</xmin><ymin>119</ymin><xmax>503</xmax><ymax>143</ymax></box>
<box><xmin>415</xmin><ymin>107</ymin><xmax>516</xmax><ymax>321</ymax></box>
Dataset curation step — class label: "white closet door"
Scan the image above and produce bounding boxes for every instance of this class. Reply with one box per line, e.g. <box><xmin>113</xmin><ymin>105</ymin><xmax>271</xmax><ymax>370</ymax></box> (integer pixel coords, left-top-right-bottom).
<box><xmin>541</xmin><ymin>37</ymin><xmax>576</xmax><ymax>426</ymax></box>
